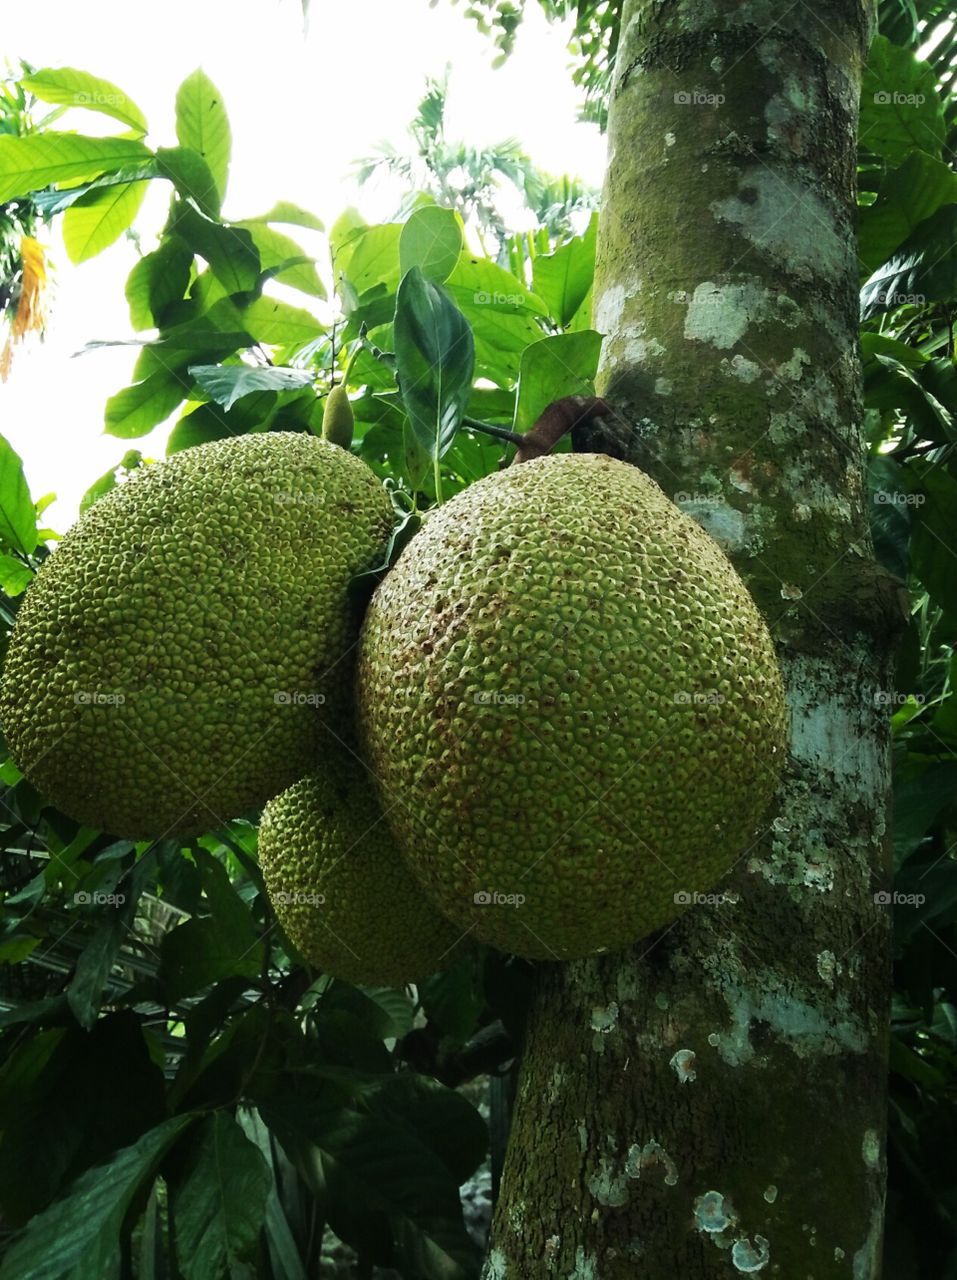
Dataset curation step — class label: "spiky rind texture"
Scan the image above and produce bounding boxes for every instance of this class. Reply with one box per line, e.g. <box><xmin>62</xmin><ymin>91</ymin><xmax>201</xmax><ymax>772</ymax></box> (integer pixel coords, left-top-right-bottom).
<box><xmin>356</xmin><ymin>453</ymin><xmax>788</xmax><ymax>961</ymax></box>
<box><xmin>258</xmin><ymin>763</ymin><xmax>464</xmax><ymax>986</ymax></box>
<box><xmin>1</xmin><ymin>433</ymin><xmax>393</xmax><ymax>837</ymax></box>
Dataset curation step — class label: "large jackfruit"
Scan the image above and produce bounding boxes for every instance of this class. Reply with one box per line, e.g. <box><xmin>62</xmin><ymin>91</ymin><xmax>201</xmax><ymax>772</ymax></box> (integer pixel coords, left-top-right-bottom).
<box><xmin>1</xmin><ymin>432</ymin><xmax>393</xmax><ymax>838</ymax></box>
<box><xmin>356</xmin><ymin>453</ymin><xmax>788</xmax><ymax>961</ymax></box>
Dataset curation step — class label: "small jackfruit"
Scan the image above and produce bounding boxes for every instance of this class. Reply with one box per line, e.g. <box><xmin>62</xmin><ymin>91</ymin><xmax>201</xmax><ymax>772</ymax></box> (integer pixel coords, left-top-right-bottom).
<box><xmin>258</xmin><ymin>760</ymin><xmax>464</xmax><ymax>986</ymax></box>
<box><xmin>322</xmin><ymin>385</ymin><xmax>355</xmax><ymax>450</ymax></box>
<box><xmin>1</xmin><ymin>432</ymin><xmax>393</xmax><ymax>838</ymax></box>
<box><xmin>356</xmin><ymin>453</ymin><xmax>788</xmax><ymax>961</ymax></box>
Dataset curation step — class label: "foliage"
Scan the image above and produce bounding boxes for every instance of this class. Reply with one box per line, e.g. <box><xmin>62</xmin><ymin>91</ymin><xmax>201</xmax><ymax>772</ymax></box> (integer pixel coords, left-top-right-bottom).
<box><xmin>355</xmin><ymin>66</ymin><xmax>598</xmax><ymax>259</ymax></box>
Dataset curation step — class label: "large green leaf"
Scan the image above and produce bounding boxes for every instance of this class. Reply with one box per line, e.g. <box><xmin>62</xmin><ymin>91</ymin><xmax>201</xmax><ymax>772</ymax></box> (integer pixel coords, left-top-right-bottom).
<box><xmin>189</xmin><ymin>363</ymin><xmax>314</xmax><ymax>410</ymax></box>
<box><xmin>0</xmin><ymin>1115</ymin><xmax>193</xmax><ymax>1280</ymax></box>
<box><xmin>261</xmin><ymin>1098</ymin><xmax>479</xmax><ymax>1280</ymax></box>
<box><xmin>0</xmin><ymin>1013</ymin><xmax>166</xmax><ymax>1227</ymax></box>
<box><xmin>237</xmin><ymin>221</ymin><xmax>326</xmax><ymax>297</ymax></box>
<box><xmin>104</xmin><ymin>372</ymin><xmax>187</xmax><ymax>438</ymax></box>
<box><xmin>910</xmin><ymin>463</ymin><xmax>957</xmax><ymax>619</ymax></box>
<box><xmin>513</xmin><ymin>330</ymin><xmax>603</xmax><ymax>430</ymax></box>
<box><xmin>399</xmin><ymin>206</ymin><xmax>463</xmax><ymax>284</ymax></box>
<box><xmin>859</xmin><ymin>34</ymin><xmax>947</xmax><ymax>160</ymax></box>
<box><xmin>246</xmin><ymin>201</ymin><xmax>324</xmax><ymax>231</ymax></box>
<box><xmin>0</xmin><ymin>133</ymin><xmax>152</xmax><ymax>203</ymax></box>
<box><xmin>861</xmin><ymin>205</ymin><xmax>957</xmax><ymax>316</ymax></box>
<box><xmin>395</xmin><ymin>267</ymin><xmax>475</xmax><ymax>478</ymax></box>
<box><xmin>125</xmin><ymin>235</ymin><xmax>194</xmax><ymax>330</ymax></box>
<box><xmin>858</xmin><ymin>152</ymin><xmax>957</xmax><ymax>276</ymax></box>
<box><xmin>338</xmin><ymin>223</ymin><xmax>403</xmax><ymax>295</ymax></box>
<box><xmin>171</xmin><ymin>1113</ymin><xmax>270</xmax><ymax>1280</ymax></box>
<box><xmin>159</xmin><ymin>850</ymin><xmax>263</xmax><ymax>1001</ymax></box>
<box><xmin>175</xmin><ymin>70</ymin><xmax>231</xmax><ymax>204</ymax></box>
<box><xmin>0</xmin><ymin>553</ymin><xmax>33</xmax><ymax>596</ymax></box>
<box><xmin>22</xmin><ymin>67</ymin><xmax>147</xmax><ymax>135</ymax></box>
<box><xmin>242</xmin><ymin>296</ymin><xmax>323</xmax><ymax>346</ymax></box>
<box><xmin>531</xmin><ymin>212</ymin><xmax>597</xmax><ymax>327</ymax></box>
<box><xmin>62</xmin><ymin>180</ymin><xmax>149</xmax><ymax>264</ymax></box>
<box><xmin>155</xmin><ymin>147</ymin><xmax>221</xmax><ymax>221</ymax></box>
<box><xmin>173</xmin><ymin>205</ymin><xmax>259</xmax><ymax>294</ymax></box>
<box><xmin>0</xmin><ymin>435</ymin><xmax>39</xmax><ymax>556</ymax></box>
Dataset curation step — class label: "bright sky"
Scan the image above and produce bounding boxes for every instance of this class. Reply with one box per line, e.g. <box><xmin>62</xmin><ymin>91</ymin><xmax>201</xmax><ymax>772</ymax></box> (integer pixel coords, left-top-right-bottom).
<box><xmin>1</xmin><ymin>0</ymin><xmax>607</xmax><ymax>527</ymax></box>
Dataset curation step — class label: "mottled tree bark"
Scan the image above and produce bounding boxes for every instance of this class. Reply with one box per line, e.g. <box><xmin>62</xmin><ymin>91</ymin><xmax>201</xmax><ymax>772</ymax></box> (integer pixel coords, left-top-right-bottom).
<box><xmin>484</xmin><ymin>2</ymin><xmax>905</xmax><ymax>1277</ymax></box>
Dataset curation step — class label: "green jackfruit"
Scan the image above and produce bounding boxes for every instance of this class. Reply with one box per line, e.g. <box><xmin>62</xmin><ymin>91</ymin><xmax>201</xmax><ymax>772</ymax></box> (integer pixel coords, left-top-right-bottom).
<box><xmin>322</xmin><ymin>385</ymin><xmax>355</xmax><ymax>450</ymax></box>
<box><xmin>356</xmin><ymin>453</ymin><xmax>788</xmax><ymax>961</ymax></box>
<box><xmin>259</xmin><ymin>761</ymin><xmax>464</xmax><ymax>986</ymax></box>
<box><xmin>1</xmin><ymin>432</ymin><xmax>393</xmax><ymax>838</ymax></box>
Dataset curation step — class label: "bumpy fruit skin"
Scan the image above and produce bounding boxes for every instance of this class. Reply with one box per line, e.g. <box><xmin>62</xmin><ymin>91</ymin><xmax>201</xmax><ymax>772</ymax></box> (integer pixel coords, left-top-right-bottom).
<box><xmin>1</xmin><ymin>433</ymin><xmax>393</xmax><ymax>838</ymax></box>
<box><xmin>356</xmin><ymin>453</ymin><xmax>788</xmax><ymax>961</ymax></box>
<box><xmin>258</xmin><ymin>762</ymin><xmax>464</xmax><ymax>986</ymax></box>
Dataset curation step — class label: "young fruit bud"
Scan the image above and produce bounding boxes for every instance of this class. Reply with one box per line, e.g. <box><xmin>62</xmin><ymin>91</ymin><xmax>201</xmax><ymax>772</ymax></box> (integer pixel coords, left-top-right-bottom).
<box><xmin>322</xmin><ymin>384</ymin><xmax>355</xmax><ymax>450</ymax></box>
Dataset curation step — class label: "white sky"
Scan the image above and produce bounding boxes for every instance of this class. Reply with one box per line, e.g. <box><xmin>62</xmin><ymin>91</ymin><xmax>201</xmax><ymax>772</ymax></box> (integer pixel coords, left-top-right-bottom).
<box><xmin>1</xmin><ymin>0</ymin><xmax>607</xmax><ymax>527</ymax></box>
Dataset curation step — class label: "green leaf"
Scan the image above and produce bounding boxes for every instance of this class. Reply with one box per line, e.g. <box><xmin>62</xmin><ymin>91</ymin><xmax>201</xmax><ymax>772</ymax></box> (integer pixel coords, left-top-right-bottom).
<box><xmin>32</xmin><ymin>163</ymin><xmax>158</xmax><ymax>218</ymax></box>
<box><xmin>338</xmin><ymin>223</ymin><xmax>403</xmax><ymax>296</ymax></box>
<box><xmin>62</xmin><ymin>180</ymin><xmax>148</xmax><ymax>264</ymax></box>
<box><xmin>0</xmin><ymin>133</ymin><xmax>152</xmax><ymax>203</ymax></box>
<box><xmin>242</xmin><ymin>296</ymin><xmax>323</xmax><ymax>346</ymax></box>
<box><xmin>513</xmin><ymin>331</ymin><xmax>603</xmax><ymax>430</ymax></box>
<box><xmin>160</xmin><ymin>850</ymin><xmax>263</xmax><ymax>1001</ymax></box>
<box><xmin>166</xmin><ymin>395</ymin><xmax>276</xmax><ymax>453</ymax></box>
<box><xmin>363</xmin><ymin>1074</ymin><xmax>487</xmax><ymax>1185</ymax></box>
<box><xmin>395</xmin><ymin>267</ymin><xmax>475</xmax><ymax>472</ymax></box>
<box><xmin>858</xmin><ymin>153</ymin><xmax>957</xmax><ymax>276</ymax></box>
<box><xmin>155</xmin><ymin>147</ymin><xmax>221</xmax><ymax>220</ymax></box>
<box><xmin>531</xmin><ymin>212</ymin><xmax>597</xmax><ymax>327</ymax></box>
<box><xmin>261</xmin><ymin>1099</ymin><xmax>478</xmax><ymax>1280</ymax></box>
<box><xmin>399</xmin><ymin>206</ymin><xmax>463</xmax><ymax>284</ymax></box>
<box><xmin>125</xmin><ymin>235</ymin><xmax>194</xmax><ymax>331</ymax></box>
<box><xmin>0</xmin><ymin>435</ymin><xmax>38</xmax><ymax>555</ymax></box>
<box><xmin>246</xmin><ymin>200</ymin><xmax>324</xmax><ymax>231</ymax></box>
<box><xmin>0</xmin><ymin>553</ymin><xmax>33</xmax><ymax>596</ymax></box>
<box><xmin>0</xmin><ymin>1116</ymin><xmax>193</xmax><ymax>1280</ymax></box>
<box><xmin>105</xmin><ymin>372</ymin><xmax>187</xmax><ymax>439</ymax></box>
<box><xmin>172</xmin><ymin>204</ymin><xmax>259</xmax><ymax>293</ymax></box>
<box><xmin>171</xmin><ymin>1113</ymin><xmax>270</xmax><ymax>1280</ymax></box>
<box><xmin>861</xmin><ymin>205</ymin><xmax>957</xmax><ymax>316</ymax></box>
<box><xmin>860</xmin><ymin>34</ymin><xmax>947</xmax><ymax>161</ymax></box>
<box><xmin>189</xmin><ymin>363</ymin><xmax>314</xmax><ymax>410</ymax></box>
<box><xmin>175</xmin><ymin>70</ymin><xmax>231</xmax><ymax>204</ymax></box>
<box><xmin>237</xmin><ymin>221</ymin><xmax>326</xmax><ymax>297</ymax></box>
<box><xmin>22</xmin><ymin>67</ymin><xmax>147</xmax><ymax>135</ymax></box>
<box><xmin>910</xmin><ymin>462</ymin><xmax>957</xmax><ymax>619</ymax></box>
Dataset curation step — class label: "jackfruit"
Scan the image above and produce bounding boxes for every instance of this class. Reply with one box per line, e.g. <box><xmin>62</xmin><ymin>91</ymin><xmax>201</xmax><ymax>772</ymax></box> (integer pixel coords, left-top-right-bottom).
<box><xmin>258</xmin><ymin>760</ymin><xmax>464</xmax><ymax>986</ymax></box>
<box><xmin>356</xmin><ymin>453</ymin><xmax>788</xmax><ymax>961</ymax></box>
<box><xmin>1</xmin><ymin>432</ymin><xmax>393</xmax><ymax>838</ymax></box>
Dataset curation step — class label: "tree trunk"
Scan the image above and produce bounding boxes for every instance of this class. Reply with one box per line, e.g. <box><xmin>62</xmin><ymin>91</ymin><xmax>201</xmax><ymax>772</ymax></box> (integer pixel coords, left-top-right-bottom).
<box><xmin>484</xmin><ymin>2</ymin><xmax>906</xmax><ymax>1276</ymax></box>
